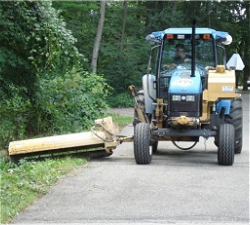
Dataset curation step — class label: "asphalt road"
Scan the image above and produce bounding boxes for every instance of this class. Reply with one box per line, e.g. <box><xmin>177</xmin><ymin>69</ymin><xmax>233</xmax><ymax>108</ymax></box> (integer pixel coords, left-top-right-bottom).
<box><xmin>12</xmin><ymin>94</ymin><xmax>249</xmax><ymax>225</ymax></box>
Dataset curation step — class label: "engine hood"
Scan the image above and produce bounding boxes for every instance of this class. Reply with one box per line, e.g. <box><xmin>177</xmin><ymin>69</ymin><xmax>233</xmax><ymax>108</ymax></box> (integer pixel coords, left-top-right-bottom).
<box><xmin>168</xmin><ymin>69</ymin><xmax>202</xmax><ymax>94</ymax></box>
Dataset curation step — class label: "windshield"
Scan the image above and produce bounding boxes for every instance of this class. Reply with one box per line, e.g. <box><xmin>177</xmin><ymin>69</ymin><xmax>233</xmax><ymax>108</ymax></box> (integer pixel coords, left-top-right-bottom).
<box><xmin>160</xmin><ymin>38</ymin><xmax>214</xmax><ymax>75</ymax></box>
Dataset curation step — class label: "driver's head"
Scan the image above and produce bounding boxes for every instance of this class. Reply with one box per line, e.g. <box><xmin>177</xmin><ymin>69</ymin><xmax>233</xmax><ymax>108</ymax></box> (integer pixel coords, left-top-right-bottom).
<box><xmin>175</xmin><ymin>44</ymin><xmax>186</xmax><ymax>59</ymax></box>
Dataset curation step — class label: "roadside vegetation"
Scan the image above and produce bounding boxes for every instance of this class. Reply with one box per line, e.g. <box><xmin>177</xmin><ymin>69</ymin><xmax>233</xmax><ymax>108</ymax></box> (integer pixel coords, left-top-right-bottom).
<box><xmin>0</xmin><ymin>114</ymin><xmax>133</xmax><ymax>224</ymax></box>
<box><xmin>0</xmin><ymin>156</ymin><xmax>87</xmax><ymax>224</ymax></box>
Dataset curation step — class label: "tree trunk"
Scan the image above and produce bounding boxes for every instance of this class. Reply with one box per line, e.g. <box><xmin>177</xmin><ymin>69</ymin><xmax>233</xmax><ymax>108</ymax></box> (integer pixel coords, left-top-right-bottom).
<box><xmin>242</xmin><ymin>2</ymin><xmax>249</xmax><ymax>91</ymax></box>
<box><xmin>172</xmin><ymin>1</ymin><xmax>177</xmax><ymax>13</ymax></box>
<box><xmin>91</xmin><ymin>1</ymin><xmax>106</xmax><ymax>73</ymax></box>
<box><xmin>120</xmin><ymin>0</ymin><xmax>127</xmax><ymax>51</ymax></box>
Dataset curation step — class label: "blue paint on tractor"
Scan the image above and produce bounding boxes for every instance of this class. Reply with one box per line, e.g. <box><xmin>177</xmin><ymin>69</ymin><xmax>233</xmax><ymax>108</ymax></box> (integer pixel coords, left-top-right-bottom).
<box><xmin>216</xmin><ymin>100</ymin><xmax>231</xmax><ymax>115</ymax></box>
<box><xmin>168</xmin><ymin>69</ymin><xmax>202</xmax><ymax>95</ymax></box>
<box><xmin>150</xmin><ymin>28</ymin><xmax>230</xmax><ymax>40</ymax></box>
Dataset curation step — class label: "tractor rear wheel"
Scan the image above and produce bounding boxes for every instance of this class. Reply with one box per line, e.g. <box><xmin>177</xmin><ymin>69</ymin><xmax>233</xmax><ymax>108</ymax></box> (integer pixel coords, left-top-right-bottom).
<box><xmin>226</xmin><ymin>98</ymin><xmax>243</xmax><ymax>154</ymax></box>
<box><xmin>217</xmin><ymin>124</ymin><xmax>234</xmax><ymax>166</ymax></box>
<box><xmin>134</xmin><ymin>123</ymin><xmax>152</xmax><ymax>164</ymax></box>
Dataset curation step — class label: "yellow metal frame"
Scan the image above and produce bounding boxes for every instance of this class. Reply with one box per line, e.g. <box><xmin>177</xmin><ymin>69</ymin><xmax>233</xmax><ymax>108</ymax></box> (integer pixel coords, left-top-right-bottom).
<box><xmin>8</xmin><ymin>117</ymin><xmax>122</xmax><ymax>156</ymax></box>
<box><xmin>201</xmin><ymin>66</ymin><xmax>239</xmax><ymax>121</ymax></box>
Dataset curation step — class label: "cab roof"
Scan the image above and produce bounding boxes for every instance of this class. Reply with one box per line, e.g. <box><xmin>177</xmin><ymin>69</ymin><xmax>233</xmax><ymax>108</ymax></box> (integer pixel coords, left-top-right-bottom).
<box><xmin>150</xmin><ymin>27</ymin><xmax>229</xmax><ymax>40</ymax></box>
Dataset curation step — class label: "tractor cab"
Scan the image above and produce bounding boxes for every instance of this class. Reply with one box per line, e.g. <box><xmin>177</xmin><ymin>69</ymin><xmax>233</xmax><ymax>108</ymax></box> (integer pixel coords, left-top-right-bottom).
<box><xmin>147</xmin><ymin>28</ymin><xmax>233</xmax><ymax>93</ymax></box>
<box><xmin>143</xmin><ymin>27</ymin><xmax>235</xmax><ymax>122</ymax></box>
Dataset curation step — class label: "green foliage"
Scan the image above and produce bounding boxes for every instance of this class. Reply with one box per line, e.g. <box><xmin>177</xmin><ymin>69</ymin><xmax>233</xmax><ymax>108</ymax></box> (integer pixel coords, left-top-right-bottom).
<box><xmin>0</xmin><ymin>96</ymin><xmax>27</xmax><ymax>149</ymax></box>
<box><xmin>107</xmin><ymin>92</ymin><xmax>134</xmax><ymax>108</ymax></box>
<box><xmin>36</xmin><ymin>68</ymin><xmax>110</xmax><ymax>134</ymax></box>
<box><xmin>52</xmin><ymin>1</ymin><xmax>99</xmax><ymax>70</ymax></box>
<box><xmin>98</xmin><ymin>37</ymin><xmax>148</xmax><ymax>94</ymax></box>
<box><xmin>0</xmin><ymin>1</ymin><xmax>111</xmax><ymax>148</ymax></box>
<box><xmin>53</xmin><ymin>2</ymin><xmax>150</xmax><ymax>95</ymax></box>
<box><xmin>0</xmin><ymin>156</ymin><xmax>87</xmax><ymax>223</ymax></box>
<box><xmin>0</xmin><ymin>1</ymin><xmax>83</xmax><ymax>100</ymax></box>
<box><xmin>98</xmin><ymin>3</ymin><xmax>149</xmax><ymax>94</ymax></box>
<box><xmin>54</xmin><ymin>1</ymin><xmax>249</xmax><ymax>94</ymax></box>
<box><xmin>0</xmin><ymin>69</ymin><xmax>110</xmax><ymax>148</ymax></box>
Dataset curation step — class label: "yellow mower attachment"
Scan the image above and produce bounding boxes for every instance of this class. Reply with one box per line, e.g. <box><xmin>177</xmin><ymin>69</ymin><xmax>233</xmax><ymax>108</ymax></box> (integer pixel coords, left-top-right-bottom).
<box><xmin>8</xmin><ymin>117</ymin><xmax>132</xmax><ymax>157</ymax></box>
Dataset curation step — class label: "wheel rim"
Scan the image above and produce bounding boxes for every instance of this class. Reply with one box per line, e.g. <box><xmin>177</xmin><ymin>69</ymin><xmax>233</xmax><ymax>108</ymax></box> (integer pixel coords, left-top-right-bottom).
<box><xmin>149</xmin><ymin>146</ymin><xmax>153</xmax><ymax>156</ymax></box>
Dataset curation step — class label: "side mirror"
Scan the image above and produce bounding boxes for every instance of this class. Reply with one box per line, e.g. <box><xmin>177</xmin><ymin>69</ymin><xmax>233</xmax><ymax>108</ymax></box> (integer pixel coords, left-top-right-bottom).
<box><xmin>221</xmin><ymin>35</ymin><xmax>232</xmax><ymax>45</ymax></box>
<box><xmin>218</xmin><ymin>35</ymin><xmax>232</xmax><ymax>45</ymax></box>
<box><xmin>145</xmin><ymin>34</ymin><xmax>161</xmax><ymax>44</ymax></box>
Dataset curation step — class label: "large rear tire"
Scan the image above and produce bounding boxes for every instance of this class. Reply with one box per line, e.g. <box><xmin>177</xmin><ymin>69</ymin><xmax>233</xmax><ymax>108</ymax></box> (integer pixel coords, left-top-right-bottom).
<box><xmin>217</xmin><ymin>124</ymin><xmax>235</xmax><ymax>166</ymax></box>
<box><xmin>226</xmin><ymin>98</ymin><xmax>243</xmax><ymax>154</ymax></box>
<box><xmin>134</xmin><ymin>123</ymin><xmax>152</xmax><ymax>164</ymax></box>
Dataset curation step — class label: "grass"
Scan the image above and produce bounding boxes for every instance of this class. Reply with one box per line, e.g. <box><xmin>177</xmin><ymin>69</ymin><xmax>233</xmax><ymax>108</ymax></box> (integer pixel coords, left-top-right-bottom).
<box><xmin>106</xmin><ymin>113</ymin><xmax>133</xmax><ymax>128</ymax></box>
<box><xmin>0</xmin><ymin>156</ymin><xmax>87</xmax><ymax>224</ymax></box>
<box><xmin>0</xmin><ymin>113</ymin><xmax>133</xmax><ymax>224</ymax></box>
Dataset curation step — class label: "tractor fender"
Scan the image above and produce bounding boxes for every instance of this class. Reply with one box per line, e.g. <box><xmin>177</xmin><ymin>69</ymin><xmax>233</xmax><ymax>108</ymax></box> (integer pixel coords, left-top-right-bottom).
<box><xmin>142</xmin><ymin>74</ymin><xmax>156</xmax><ymax>114</ymax></box>
<box><xmin>216</xmin><ymin>100</ymin><xmax>231</xmax><ymax>115</ymax></box>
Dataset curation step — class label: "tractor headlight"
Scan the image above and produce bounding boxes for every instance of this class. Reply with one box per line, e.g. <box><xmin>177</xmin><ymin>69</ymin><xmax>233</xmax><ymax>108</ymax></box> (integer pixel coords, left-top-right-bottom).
<box><xmin>172</xmin><ymin>95</ymin><xmax>181</xmax><ymax>101</ymax></box>
<box><xmin>186</xmin><ymin>95</ymin><xmax>195</xmax><ymax>102</ymax></box>
<box><xmin>172</xmin><ymin>95</ymin><xmax>195</xmax><ymax>101</ymax></box>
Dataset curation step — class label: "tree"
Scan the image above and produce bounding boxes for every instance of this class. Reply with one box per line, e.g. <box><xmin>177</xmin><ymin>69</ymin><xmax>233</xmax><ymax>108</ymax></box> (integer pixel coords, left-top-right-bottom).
<box><xmin>91</xmin><ymin>1</ymin><xmax>106</xmax><ymax>73</ymax></box>
<box><xmin>52</xmin><ymin>1</ymin><xmax>100</xmax><ymax>71</ymax></box>
<box><xmin>241</xmin><ymin>1</ymin><xmax>250</xmax><ymax>91</ymax></box>
<box><xmin>0</xmin><ymin>1</ymin><xmax>110</xmax><ymax>142</ymax></box>
<box><xmin>0</xmin><ymin>1</ymin><xmax>82</xmax><ymax>101</ymax></box>
<box><xmin>120</xmin><ymin>0</ymin><xmax>127</xmax><ymax>51</ymax></box>
<box><xmin>214</xmin><ymin>1</ymin><xmax>250</xmax><ymax>89</ymax></box>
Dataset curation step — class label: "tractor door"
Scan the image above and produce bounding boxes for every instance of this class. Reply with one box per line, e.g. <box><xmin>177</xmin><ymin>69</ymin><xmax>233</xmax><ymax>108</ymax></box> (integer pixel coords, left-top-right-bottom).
<box><xmin>216</xmin><ymin>44</ymin><xmax>226</xmax><ymax>66</ymax></box>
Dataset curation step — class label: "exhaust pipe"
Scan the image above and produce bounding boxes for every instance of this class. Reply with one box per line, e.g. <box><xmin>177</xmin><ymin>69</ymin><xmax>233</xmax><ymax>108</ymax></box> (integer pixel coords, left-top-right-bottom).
<box><xmin>191</xmin><ymin>19</ymin><xmax>196</xmax><ymax>77</ymax></box>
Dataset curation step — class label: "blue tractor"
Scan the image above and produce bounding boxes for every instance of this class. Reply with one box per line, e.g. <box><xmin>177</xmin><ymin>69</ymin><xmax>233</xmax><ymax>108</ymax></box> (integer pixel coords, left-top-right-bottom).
<box><xmin>130</xmin><ymin>22</ymin><xmax>243</xmax><ymax>165</ymax></box>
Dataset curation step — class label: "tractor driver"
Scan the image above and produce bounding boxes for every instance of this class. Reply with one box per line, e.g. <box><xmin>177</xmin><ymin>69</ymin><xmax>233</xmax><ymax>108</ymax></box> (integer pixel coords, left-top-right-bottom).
<box><xmin>174</xmin><ymin>44</ymin><xmax>191</xmax><ymax>64</ymax></box>
<box><xmin>163</xmin><ymin>44</ymin><xmax>191</xmax><ymax>70</ymax></box>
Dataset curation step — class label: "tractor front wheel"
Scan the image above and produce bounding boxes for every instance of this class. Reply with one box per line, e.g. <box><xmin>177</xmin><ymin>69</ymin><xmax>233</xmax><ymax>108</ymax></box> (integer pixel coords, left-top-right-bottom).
<box><xmin>134</xmin><ymin>123</ymin><xmax>152</xmax><ymax>164</ymax></box>
<box><xmin>217</xmin><ymin>124</ymin><xmax>234</xmax><ymax>166</ymax></box>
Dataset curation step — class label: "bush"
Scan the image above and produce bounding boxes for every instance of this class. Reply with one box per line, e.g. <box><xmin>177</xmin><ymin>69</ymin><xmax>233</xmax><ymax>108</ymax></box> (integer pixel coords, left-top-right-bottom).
<box><xmin>36</xmin><ymin>68</ymin><xmax>110</xmax><ymax>134</ymax></box>
<box><xmin>107</xmin><ymin>92</ymin><xmax>134</xmax><ymax>108</ymax></box>
<box><xmin>0</xmin><ymin>95</ymin><xmax>28</xmax><ymax>149</ymax></box>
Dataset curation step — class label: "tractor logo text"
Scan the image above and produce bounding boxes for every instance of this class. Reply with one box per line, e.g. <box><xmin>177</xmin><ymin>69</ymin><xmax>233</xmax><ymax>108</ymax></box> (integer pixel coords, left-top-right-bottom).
<box><xmin>173</xmin><ymin>78</ymin><xmax>194</xmax><ymax>87</ymax></box>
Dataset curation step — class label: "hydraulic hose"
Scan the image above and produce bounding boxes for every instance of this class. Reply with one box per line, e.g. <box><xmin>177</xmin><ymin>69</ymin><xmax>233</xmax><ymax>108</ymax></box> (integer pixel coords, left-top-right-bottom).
<box><xmin>171</xmin><ymin>139</ymin><xmax>197</xmax><ymax>151</ymax></box>
<box><xmin>91</xmin><ymin>123</ymin><xmax>127</xmax><ymax>142</ymax></box>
